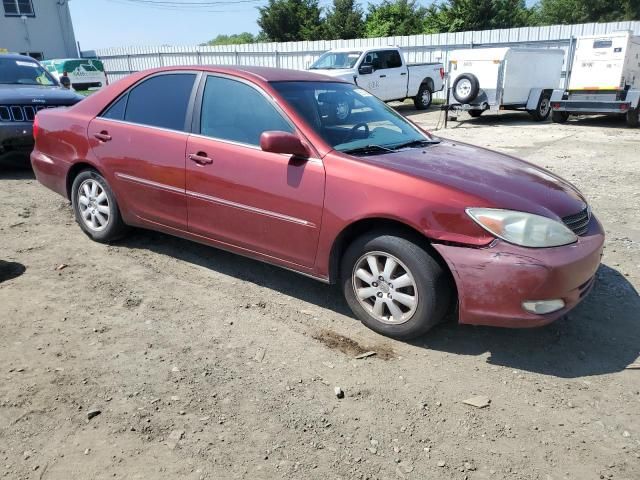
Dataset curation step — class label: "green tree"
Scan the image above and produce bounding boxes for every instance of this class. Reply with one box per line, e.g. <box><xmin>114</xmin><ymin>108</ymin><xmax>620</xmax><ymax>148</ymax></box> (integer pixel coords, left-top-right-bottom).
<box><xmin>531</xmin><ymin>0</ymin><xmax>640</xmax><ymax>25</ymax></box>
<box><xmin>258</xmin><ymin>0</ymin><xmax>323</xmax><ymax>42</ymax></box>
<box><xmin>424</xmin><ymin>0</ymin><xmax>531</xmax><ymax>33</ymax></box>
<box><xmin>324</xmin><ymin>0</ymin><xmax>365</xmax><ymax>40</ymax></box>
<box><xmin>203</xmin><ymin>32</ymin><xmax>256</xmax><ymax>46</ymax></box>
<box><xmin>364</xmin><ymin>0</ymin><xmax>427</xmax><ymax>37</ymax></box>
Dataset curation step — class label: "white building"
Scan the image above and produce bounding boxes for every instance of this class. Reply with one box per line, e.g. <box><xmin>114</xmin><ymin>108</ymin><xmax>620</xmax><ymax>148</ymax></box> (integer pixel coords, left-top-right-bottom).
<box><xmin>0</xmin><ymin>0</ymin><xmax>78</xmax><ymax>60</ymax></box>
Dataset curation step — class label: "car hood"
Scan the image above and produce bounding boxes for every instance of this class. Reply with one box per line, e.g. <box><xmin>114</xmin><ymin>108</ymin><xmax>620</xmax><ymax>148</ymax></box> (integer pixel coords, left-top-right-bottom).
<box><xmin>0</xmin><ymin>84</ymin><xmax>84</xmax><ymax>104</ymax></box>
<box><xmin>361</xmin><ymin>140</ymin><xmax>587</xmax><ymax>219</ymax></box>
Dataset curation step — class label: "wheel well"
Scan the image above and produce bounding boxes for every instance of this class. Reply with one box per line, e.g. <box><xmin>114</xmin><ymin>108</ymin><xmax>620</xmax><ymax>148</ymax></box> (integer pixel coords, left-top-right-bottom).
<box><xmin>66</xmin><ymin>162</ymin><xmax>98</xmax><ymax>199</ymax></box>
<box><xmin>421</xmin><ymin>77</ymin><xmax>434</xmax><ymax>92</ymax></box>
<box><xmin>329</xmin><ymin>218</ymin><xmax>451</xmax><ymax>285</ymax></box>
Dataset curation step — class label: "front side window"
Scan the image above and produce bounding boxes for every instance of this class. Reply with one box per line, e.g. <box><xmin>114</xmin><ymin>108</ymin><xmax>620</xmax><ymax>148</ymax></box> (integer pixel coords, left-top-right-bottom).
<box><xmin>200</xmin><ymin>76</ymin><xmax>293</xmax><ymax>146</ymax></box>
<box><xmin>272</xmin><ymin>81</ymin><xmax>433</xmax><ymax>154</ymax></box>
<box><xmin>123</xmin><ymin>73</ymin><xmax>196</xmax><ymax>131</ymax></box>
<box><xmin>3</xmin><ymin>0</ymin><xmax>34</xmax><ymax>16</ymax></box>
<box><xmin>0</xmin><ymin>57</ymin><xmax>56</xmax><ymax>85</ymax></box>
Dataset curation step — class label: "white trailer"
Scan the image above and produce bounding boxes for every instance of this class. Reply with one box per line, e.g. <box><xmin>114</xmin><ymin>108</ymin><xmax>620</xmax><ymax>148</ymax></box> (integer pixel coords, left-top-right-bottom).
<box><xmin>551</xmin><ymin>31</ymin><xmax>640</xmax><ymax>127</ymax></box>
<box><xmin>446</xmin><ymin>47</ymin><xmax>564</xmax><ymax>121</ymax></box>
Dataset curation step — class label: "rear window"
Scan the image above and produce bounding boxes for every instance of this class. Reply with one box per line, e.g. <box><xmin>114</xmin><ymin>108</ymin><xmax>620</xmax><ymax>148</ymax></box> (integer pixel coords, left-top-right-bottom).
<box><xmin>593</xmin><ymin>40</ymin><xmax>613</xmax><ymax>49</ymax></box>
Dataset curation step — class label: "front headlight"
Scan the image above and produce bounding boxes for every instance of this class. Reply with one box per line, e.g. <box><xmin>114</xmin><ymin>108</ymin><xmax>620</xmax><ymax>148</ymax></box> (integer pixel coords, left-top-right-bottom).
<box><xmin>466</xmin><ymin>208</ymin><xmax>577</xmax><ymax>248</ymax></box>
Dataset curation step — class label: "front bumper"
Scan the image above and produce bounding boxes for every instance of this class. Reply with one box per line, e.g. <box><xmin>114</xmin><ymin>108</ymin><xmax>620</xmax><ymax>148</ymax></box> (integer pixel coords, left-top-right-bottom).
<box><xmin>0</xmin><ymin>122</ymin><xmax>34</xmax><ymax>164</ymax></box>
<box><xmin>434</xmin><ymin>215</ymin><xmax>605</xmax><ymax>328</ymax></box>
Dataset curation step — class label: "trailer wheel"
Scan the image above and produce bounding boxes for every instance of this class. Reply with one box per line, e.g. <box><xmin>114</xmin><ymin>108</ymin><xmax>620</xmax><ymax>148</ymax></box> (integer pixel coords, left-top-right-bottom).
<box><xmin>452</xmin><ymin>74</ymin><xmax>480</xmax><ymax>104</ymax></box>
<box><xmin>626</xmin><ymin>108</ymin><xmax>639</xmax><ymax>128</ymax></box>
<box><xmin>529</xmin><ymin>93</ymin><xmax>552</xmax><ymax>121</ymax></box>
<box><xmin>468</xmin><ymin>109</ymin><xmax>483</xmax><ymax>118</ymax></box>
<box><xmin>552</xmin><ymin>111</ymin><xmax>569</xmax><ymax>124</ymax></box>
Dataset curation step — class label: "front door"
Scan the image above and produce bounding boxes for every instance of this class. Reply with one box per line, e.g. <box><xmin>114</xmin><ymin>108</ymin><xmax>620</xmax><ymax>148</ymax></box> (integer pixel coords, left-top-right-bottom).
<box><xmin>88</xmin><ymin>72</ymin><xmax>198</xmax><ymax>229</ymax></box>
<box><xmin>185</xmin><ymin>75</ymin><xmax>325</xmax><ymax>269</ymax></box>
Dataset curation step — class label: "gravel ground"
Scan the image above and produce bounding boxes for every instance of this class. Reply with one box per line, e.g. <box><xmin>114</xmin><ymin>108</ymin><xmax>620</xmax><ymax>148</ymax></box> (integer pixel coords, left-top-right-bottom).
<box><xmin>1</xmin><ymin>108</ymin><xmax>639</xmax><ymax>480</ymax></box>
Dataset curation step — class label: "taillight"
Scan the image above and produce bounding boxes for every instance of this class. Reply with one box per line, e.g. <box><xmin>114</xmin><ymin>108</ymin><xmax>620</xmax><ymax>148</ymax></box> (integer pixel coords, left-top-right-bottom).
<box><xmin>32</xmin><ymin>115</ymin><xmax>39</xmax><ymax>141</ymax></box>
<box><xmin>439</xmin><ymin>67</ymin><xmax>445</xmax><ymax>80</ymax></box>
<box><xmin>620</xmin><ymin>102</ymin><xmax>630</xmax><ymax>111</ymax></box>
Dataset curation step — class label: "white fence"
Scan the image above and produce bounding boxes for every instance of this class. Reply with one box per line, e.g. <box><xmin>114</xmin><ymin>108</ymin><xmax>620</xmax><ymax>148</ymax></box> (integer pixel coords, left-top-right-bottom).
<box><xmin>96</xmin><ymin>21</ymin><xmax>640</xmax><ymax>98</ymax></box>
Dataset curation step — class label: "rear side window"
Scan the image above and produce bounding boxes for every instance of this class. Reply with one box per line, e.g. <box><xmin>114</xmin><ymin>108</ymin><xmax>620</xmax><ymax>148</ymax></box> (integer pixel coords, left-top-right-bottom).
<box><xmin>122</xmin><ymin>73</ymin><xmax>196</xmax><ymax>131</ymax></box>
<box><xmin>199</xmin><ymin>76</ymin><xmax>293</xmax><ymax>146</ymax></box>
<box><xmin>102</xmin><ymin>94</ymin><xmax>127</xmax><ymax>120</ymax></box>
<box><xmin>385</xmin><ymin>50</ymin><xmax>403</xmax><ymax>68</ymax></box>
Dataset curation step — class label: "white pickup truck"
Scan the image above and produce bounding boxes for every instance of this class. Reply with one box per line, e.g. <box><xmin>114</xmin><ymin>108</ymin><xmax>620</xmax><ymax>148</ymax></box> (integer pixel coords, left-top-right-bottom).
<box><xmin>308</xmin><ymin>47</ymin><xmax>444</xmax><ymax>109</ymax></box>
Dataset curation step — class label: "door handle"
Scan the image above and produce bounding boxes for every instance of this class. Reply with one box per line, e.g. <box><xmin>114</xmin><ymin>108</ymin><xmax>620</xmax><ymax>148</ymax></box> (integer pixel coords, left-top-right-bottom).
<box><xmin>379</xmin><ymin>74</ymin><xmax>386</xmax><ymax>78</ymax></box>
<box><xmin>94</xmin><ymin>131</ymin><xmax>111</xmax><ymax>142</ymax></box>
<box><xmin>189</xmin><ymin>152</ymin><xmax>213</xmax><ymax>165</ymax></box>
<box><xmin>400</xmin><ymin>72</ymin><xmax>407</xmax><ymax>76</ymax></box>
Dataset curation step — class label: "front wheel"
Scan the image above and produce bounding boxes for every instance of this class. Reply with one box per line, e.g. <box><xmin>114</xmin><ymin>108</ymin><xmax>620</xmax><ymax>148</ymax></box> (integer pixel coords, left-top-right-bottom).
<box><xmin>71</xmin><ymin>169</ymin><xmax>127</xmax><ymax>243</ymax></box>
<box><xmin>626</xmin><ymin>108</ymin><xmax>639</xmax><ymax>128</ymax></box>
<box><xmin>414</xmin><ymin>84</ymin><xmax>432</xmax><ymax>110</ymax></box>
<box><xmin>341</xmin><ymin>233</ymin><xmax>452</xmax><ymax>340</ymax></box>
<box><xmin>552</xmin><ymin>110</ymin><xmax>569</xmax><ymax>124</ymax></box>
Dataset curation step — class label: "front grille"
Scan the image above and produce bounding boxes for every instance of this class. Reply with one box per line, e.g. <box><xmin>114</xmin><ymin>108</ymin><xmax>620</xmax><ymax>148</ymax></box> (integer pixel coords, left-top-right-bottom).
<box><xmin>562</xmin><ymin>207</ymin><xmax>591</xmax><ymax>236</ymax></box>
<box><xmin>0</xmin><ymin>105</ymin><xmax>60</xmax><ymax>123</ymax></box>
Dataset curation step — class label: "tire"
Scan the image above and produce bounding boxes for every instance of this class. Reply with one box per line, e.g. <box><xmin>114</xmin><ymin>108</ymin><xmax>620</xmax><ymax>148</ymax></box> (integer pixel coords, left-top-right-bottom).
<box><xmin>452</xmin><ymin>73</ymin><xmax>480</xmax><ymax>104</ymax></box>
<box><xmin>71</xmin><ymin>169</ymin><xmax>127</xmax><ymax>243</ymax></box>
<box><xmin>468</xmin><ymin>109</ymin><xmax>483</xmax><ymax>118</ymax></box>
<box><xmin>340</xmin><ymin>232</ymin><xmax>452</xmax><ymax>340</ymax></box>
<box><xmin>529</xmin><ymin>93</ymin><xmax>552</xmax><ymax>121</ymax></box>
<box><xmin>626</xmin><ymin>108</ymin><xmax>639</xmax><ymax>128</ymax></box>
<box><xmin>413</xmin><ymin>83</ymin><xmax>432</xmax><ymax>110</ymax></box>
<box><xmin>552</xmin><ymin>110</ymin><xmax>569</xmax><ymax>124</ymax></box>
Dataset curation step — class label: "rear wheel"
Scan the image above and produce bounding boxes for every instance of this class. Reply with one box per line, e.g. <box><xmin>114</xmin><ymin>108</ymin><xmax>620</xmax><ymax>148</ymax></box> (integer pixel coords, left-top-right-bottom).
<box><xmin>529</xmin><ymin>93</ymin><xmax>552</xmax><ymax>121</ymax></box>
<box><xmin>552</xmin><ymin>110</ymin><xmax>569</xmax><ymax>124</ymax></box>
<box><xmin>71</xmin><ymin>170</ymin><xmax>127</xmax><ymax>243</ymax></box>
<box><xmin>341</xmin><ymin>232</ymin><xmax>452</xmax><ymax>340</ymax></box>
<box><xmin>626</xmin><ymin>108</ymin><xmax>639</xmax><ymax>128</ymax></box>
<box><xmin>414</xmin><ymin>84</ymin><xmax>433</xmax><ymax>110</ymax></box>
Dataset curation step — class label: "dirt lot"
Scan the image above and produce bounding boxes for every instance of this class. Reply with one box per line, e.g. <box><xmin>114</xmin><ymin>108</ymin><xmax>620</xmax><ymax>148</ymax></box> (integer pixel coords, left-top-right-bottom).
<box><xmin>1</xmin><ymin>108</ymin><xmax>639</xmax><ymax>480</ymax></box>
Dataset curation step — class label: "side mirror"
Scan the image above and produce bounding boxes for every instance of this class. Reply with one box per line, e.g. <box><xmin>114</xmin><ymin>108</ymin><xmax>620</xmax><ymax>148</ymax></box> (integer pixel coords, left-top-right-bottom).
<box><xmin>260</xmin><ymin>131</ymin><xmax>310</xmax><ymax>158</ymax></box>
<box><xmin>358</xmin><ymin>65</ymin><xmax>373</xmax><ymax>75</ymax></box>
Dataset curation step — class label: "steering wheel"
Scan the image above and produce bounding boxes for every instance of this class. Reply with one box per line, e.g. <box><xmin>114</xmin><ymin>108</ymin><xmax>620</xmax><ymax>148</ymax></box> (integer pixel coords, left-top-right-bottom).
<box><xmin>345</xmin><ymin>122</ymin><xmax>370</xmax><ymax>143</ymax></box>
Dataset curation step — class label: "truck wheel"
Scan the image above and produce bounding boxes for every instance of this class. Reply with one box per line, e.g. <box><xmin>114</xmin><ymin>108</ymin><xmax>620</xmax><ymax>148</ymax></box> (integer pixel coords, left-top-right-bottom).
<box><xmin>414</xmin><ymin>84</ymin><xmax>432</xmax><ymax>110</ymax></box>
<box><xmin>71</xmin><ymin>169</ymin><xmax>128</xmax><ymax>243</ymax></box>
<box><xmin>626</xmin><ymin>108</ymin><xmax>639</xmax><ymax>128</ymax></box>
<box><xmin>341</xmin><ymin>232</ymin><xmax>452</xmax><ymax>340</ymax></box>
<box><xmin>552</xmin><ymin>111</ymin><xmax>569</xmax><ymax>124</ymax></box>
<box><xmin>468</xmin><ymin>109</ymin><xmax>483</xmax><ymax>118</ymax></box>
<box><xmin>529</xmin><ymin>94</ymin><xmax>552</xmax><ymax>121</ymax></box>
<box><xmin>452</xmin><ymin>73</ymin><xmax>480</xmax><ymax>104</ymax></box>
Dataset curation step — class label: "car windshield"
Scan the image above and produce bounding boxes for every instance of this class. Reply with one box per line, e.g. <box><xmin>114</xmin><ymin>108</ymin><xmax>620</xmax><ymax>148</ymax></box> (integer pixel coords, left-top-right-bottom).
<box><xmin>271</xmin><ymin>81</ymin><xmax>435</xmax><ymax>154</ymax></box>
<box><xmin>309</xmin><ymin>51</ymin><xmax>362</xmax><ymax>70</ymax></box>
<box><xmin>0</xmin><ymin>58</ymin><xmax>57</xmax><ymax>86</ymax></box>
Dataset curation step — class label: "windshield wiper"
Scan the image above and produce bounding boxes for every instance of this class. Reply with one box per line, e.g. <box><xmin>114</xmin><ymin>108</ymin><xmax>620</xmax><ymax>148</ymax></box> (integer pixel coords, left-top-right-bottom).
<box><xmin>342</xmin><ymin>144</ymin><xmax>395</xmax><ymax>155</ymax></box>
<box><xmin>390</xmin><ymin>139</ymin><xmax>440</xmax><ymax>150</ymax></box>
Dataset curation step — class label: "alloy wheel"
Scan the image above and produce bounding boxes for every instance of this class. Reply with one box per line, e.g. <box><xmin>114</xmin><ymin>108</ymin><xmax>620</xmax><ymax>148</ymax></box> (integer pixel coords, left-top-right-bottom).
<box><xmin>352</xmin><ymin>251</ymin><xmax>419</xmax><ymax>325</ymax></box>
<box><xmin>77</xmin><ymin>179</ymin><xmax>110</xmax><ymax>232</ymax></box>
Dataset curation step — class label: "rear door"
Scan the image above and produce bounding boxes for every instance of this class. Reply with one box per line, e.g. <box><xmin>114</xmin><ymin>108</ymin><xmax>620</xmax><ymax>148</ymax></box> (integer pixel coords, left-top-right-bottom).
<box><xmin>88</xmin><ymin>72</ymin><xmax>198</xmax><ymax>229</ymax></box>
<box><xmin>381</xmin><ymin>50</ymin><xmax>408</xmax><ymax>100</ymax></box>
<box><xmin>185</xmin><ymin>74</ymin><xmax>325</xmax><ymax>268</ymax></box>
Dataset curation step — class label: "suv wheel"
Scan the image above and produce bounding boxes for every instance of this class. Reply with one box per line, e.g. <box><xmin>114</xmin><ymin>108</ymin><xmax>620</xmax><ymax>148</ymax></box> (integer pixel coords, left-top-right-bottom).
<box><xmin>341</xmin><ymin>232</ymin><xmax>452</xmax><ymax>339</ymax></box>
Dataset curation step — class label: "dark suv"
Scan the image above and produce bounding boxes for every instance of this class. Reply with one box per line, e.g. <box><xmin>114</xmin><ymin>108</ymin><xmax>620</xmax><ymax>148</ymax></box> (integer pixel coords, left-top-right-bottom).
<box><xmin>1</xmin><ymin>53</ymin><xmax>84</xmax><ymax>166</ymax></box>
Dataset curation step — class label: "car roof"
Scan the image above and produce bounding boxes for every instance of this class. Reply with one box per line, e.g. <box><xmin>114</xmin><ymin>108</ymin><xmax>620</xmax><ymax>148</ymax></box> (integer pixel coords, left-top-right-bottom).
<box><xmin>0</xmin><ymin>53</ymin><xmax>41</xmax><ymax>62</ymax></box>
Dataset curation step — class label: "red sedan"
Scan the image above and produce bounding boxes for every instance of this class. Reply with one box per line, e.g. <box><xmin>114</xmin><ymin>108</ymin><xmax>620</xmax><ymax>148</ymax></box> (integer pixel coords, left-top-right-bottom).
<box><xmin>31</xmin><ymin>66</ymin><xmax>604</xmax><ymax>339</ymax></box>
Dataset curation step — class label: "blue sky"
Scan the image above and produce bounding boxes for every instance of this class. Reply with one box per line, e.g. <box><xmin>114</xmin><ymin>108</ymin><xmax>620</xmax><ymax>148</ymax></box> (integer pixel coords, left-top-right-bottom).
<box><xmin>69</xmin><ymin>0</ymin><xmax>537</xmax><ymax>51</ymax></box>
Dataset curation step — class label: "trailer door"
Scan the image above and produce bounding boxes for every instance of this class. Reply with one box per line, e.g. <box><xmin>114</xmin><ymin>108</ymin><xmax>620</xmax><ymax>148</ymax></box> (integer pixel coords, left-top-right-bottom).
<box><xmin>569</xmin><ymin>35</ymin><xmax>628</xmax><ymax>90</ymax></box>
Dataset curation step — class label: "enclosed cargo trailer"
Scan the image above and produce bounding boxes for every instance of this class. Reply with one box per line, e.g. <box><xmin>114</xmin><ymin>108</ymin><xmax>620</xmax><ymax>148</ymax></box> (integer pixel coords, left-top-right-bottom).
<box><xmin>446</xmin><ymin>47</ymin><xmax>564</xmax><ymax>121</ymax></box>
<box><xmin>551</xmin><ymin>31</ymin><xmax>640</xmax><ymax>127</ymax></box>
